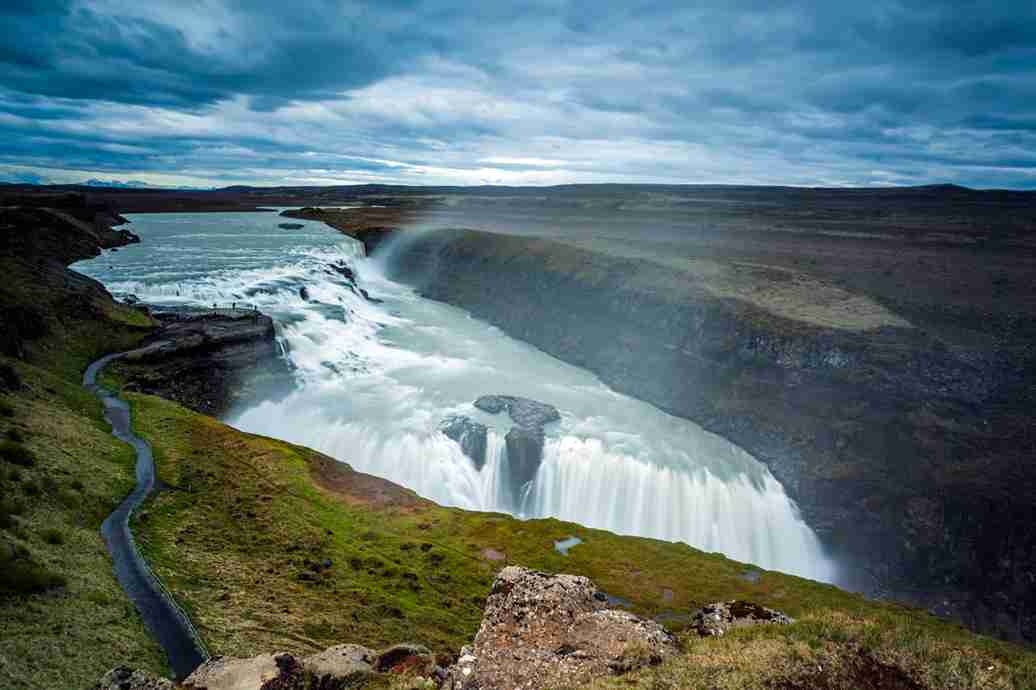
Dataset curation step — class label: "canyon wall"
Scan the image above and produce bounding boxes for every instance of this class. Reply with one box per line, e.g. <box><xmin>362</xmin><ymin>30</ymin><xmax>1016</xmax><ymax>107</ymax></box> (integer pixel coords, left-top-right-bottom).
<box><xmin>383</xmin><ymin>228</ymin><xmax>1036</xmax><ymax>644</ymax></box>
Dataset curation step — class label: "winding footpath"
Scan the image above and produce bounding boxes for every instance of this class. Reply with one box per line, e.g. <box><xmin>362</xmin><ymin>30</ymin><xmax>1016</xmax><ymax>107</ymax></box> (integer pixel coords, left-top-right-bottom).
<box><xmin>85</xmin><ymin>353</ymin><xmax>208</xmax><ymax>680</ymax></box>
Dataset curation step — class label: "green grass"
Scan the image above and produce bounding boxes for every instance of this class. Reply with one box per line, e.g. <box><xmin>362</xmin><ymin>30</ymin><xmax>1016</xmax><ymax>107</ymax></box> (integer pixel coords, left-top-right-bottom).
<box><xmin>122</xmin><ymin>392</ymin><xmax>1036</xmax><ymax>689</ymax></box>
<box><xmin>0</xmin><ymin>358</ymin><xmax>167</xmax><ymax>690</ymax></box>
<box><xmin>0</xmin><ymin>249</ymin><xmax>166</xmax><ymax>689</ymax></box>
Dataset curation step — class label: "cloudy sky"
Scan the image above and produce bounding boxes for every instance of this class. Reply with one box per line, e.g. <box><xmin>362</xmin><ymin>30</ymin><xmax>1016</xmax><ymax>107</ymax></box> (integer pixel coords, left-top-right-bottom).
<box><xmin>1</xmin><ymin>0</ymin><xmax>1035</xmax><ymax>189</ymax></box>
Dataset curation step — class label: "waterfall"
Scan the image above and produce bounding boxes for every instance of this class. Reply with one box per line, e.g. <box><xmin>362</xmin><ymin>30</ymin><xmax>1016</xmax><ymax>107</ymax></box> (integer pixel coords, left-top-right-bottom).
<box><xmin>73</xmin><ymin>211</ymin><xmax>838</xmax><ymax>584</ymax></box>
<box><xmin>234</xmin><ymin>397</ymin><xmax>835</xmax><ymax>581</ymax></box>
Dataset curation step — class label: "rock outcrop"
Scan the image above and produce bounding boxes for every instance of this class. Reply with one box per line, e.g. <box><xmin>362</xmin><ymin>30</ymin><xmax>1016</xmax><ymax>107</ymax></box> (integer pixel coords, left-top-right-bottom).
<box><xmin>0</xmin><ymin>192</ymin><xmax>137</xmax><ymax>265</ymax></box>
<box><xmin>689</xmin><ymin>600</ymin><xmax>794</xmax><ymax>637</ymax></box>
<box><xmin>473</xmin><ymin>395</ymin><xmax>560</xmax><ymax>490</ymax></box>
<box><xmin>115</xmin><ymin>309</ymin><xmax>292</xmax><ymax>417</ymax></box>
<box><xmin>473</xmin><ymin>395</ymin><xmax>561</xmax><ymax>427</ymax></box>
<box><xmin>326</xmin><ymin>261</ymin><xmax>380</xmax><ymax>303</ymax></box>
<box><xmin>384</xmin><ymin>226</ymin><xmax>1036</xmax><ymax>644</ymax></box>
<box><xmin>0</xmin><ymin>193</ymin><xmax>146</xmax><ymax>359</ymax></box>
<box><xmin>182</xmin><ymin>646</ymin><xmax>376</xmax><ymax>690</ymax></box>
<box><xmin>439</xmin><ymin>415</ymin><xmax>488</xmax><ymax>467</ymax></box>
<box><xmin>443</xmin><ymin>566</ymin><xmax>676</xmax><ymax>690</ymax></box>
<box><xmin>181</xmin><ymin>654</ymin><xmax>283</xmax><ymax>689</ymax></box>
<box><xmin>110</xmin><ymin>641</ymin><xmax>435</xmax><ymax>690</ymax></box>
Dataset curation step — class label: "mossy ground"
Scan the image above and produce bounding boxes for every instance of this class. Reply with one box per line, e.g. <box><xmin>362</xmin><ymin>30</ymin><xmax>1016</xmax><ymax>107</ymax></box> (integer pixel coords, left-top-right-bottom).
<box><xmin>118</xmin><ymin>390</ymin><xmax>1036</xmax><ymax>689</ymax></box>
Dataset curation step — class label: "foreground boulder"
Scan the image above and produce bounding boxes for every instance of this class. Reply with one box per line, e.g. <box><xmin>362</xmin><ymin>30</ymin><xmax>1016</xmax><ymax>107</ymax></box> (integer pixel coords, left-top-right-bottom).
<box><xmin>181</xmin><ymin>654</ymin><xmax>282</xmax><ymax>689</ymax></box>
<box><xmin>443</xmin><ymin>566</ymin><xmax>676</xmax><ymax>690</ymax></box>
<box><xmin>183</xmin><ymin>645</ymin><xmax>374</xmax><ymax>690</ymax></box>
<box><xmin>262</xmin><ymin>645</ymin><xmax>375</xmax><ymax>690</ymax></box>
<box><xmin>690</xmin><ymin>600</ymin><xmax>794</xmax><ymax>637</ymax></box>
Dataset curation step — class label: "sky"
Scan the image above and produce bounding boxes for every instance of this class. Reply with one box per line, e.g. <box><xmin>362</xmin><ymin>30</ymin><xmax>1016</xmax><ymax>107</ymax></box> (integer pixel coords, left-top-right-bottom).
<box><xmin>1</xmin><ymin>0</ymin><xmax>1035</xmax><ymax>189</ymax></box>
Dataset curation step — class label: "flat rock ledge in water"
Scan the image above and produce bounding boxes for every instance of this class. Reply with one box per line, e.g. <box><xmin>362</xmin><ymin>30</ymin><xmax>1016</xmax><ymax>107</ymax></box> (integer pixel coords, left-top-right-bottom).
<box><xmin>689</xmin><ymin>600</ymin><xmax>794</xmax><ymax>637</ymax></box>
<box><xmin>443</xmin><ymin>566</ymin><xmax>677</xmax><ymax>690</ymax></box>
<box><xmin>473</xmin><ymin>395</ymin><xmax>560</xmax><ymax>428</ymax></box>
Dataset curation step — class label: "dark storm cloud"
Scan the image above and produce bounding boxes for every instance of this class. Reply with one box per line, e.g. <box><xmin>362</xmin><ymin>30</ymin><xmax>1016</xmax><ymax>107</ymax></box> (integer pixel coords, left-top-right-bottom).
<box><xmin>0</xmin><ymin>1</ymin><xmax>444</xmax><ymax>108</ymax></box>
<box><xmin>0</xmin><ymin>1</ymin><xmax>1035</xmax><ymax>187</ymax></box>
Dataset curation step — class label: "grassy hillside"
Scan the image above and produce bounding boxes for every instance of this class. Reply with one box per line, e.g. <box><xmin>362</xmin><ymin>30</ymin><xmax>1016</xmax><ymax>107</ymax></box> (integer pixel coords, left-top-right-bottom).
<box><xmin>2</xmin><ymin>201</ymin><xmax>1034</xmax><ymax>689</ymax></box>
<box><xmin>0</xmin><ymin>247</ymin><xmax>165</xmax><ymax>689</ymax></box>
<box><xmin>111</xmin><ymin>388</ymin><xmax>1036</xmax><ymax>689</ymax></box>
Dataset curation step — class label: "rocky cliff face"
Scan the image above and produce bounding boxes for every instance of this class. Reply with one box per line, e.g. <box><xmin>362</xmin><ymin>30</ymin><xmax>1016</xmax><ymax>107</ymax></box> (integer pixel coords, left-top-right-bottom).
<box><xmin>382</xmin><ymin>228</ymin><xmax>1036</xmax><ymax>644</ymax></box>
<box><xmin>114</xmin><ymin>309</ymin><xmax>293</xmax><ymax>417</ymax></box>
<box><xmin>0</xmin><ymin>195</ymin><xmax>144</xmax><ymax>358</ymax></box>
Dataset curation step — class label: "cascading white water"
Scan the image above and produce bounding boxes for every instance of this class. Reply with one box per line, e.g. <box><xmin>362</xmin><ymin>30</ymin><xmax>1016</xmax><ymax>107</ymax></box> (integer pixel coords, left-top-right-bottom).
<box><xmin>74</xmin><ymin>211</ymin><xmax>838</xmax><ymax>583</ymax></box>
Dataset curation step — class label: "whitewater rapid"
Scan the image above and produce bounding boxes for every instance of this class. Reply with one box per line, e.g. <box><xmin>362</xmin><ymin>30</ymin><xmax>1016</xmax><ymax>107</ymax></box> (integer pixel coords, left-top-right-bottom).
<box><xmin>74</xmin><ymin>211</ymin><xmax>837</xmax><ymax>583</ymax></box>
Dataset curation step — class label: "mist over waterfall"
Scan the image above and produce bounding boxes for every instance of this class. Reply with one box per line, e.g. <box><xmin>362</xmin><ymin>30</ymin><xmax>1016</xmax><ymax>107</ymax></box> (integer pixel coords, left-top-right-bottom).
<box><xmin>74</xmin><ymin>211</ymin><xmax>838</xmax><ymax>583</ymax></box>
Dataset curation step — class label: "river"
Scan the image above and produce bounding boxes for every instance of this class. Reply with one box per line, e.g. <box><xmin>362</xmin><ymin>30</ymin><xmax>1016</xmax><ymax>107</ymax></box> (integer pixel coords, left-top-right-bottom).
<box><xmin>74</xmin><ymin>210</ymin><xmax>837</xmax><ymax>583</ymax></box>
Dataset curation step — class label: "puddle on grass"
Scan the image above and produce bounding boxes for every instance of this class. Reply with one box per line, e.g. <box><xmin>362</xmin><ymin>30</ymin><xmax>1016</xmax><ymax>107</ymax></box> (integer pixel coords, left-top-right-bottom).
<box><xmin>554</xmin><ymin>536</ymin><xmax>583</xmax><ymax>555</ymax></box>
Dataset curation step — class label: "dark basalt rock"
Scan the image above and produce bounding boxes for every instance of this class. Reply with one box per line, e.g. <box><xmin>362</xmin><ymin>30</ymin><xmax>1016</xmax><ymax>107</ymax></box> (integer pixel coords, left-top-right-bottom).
<box><xmin>474</xmin><ymin>395</ymin><xmax>560</xmax><ymax>428</ymax></box>
<box><xmin>474</xmin><ymin>395</ymin><xmax>560</xmax><ymax>494</ymax></box>
<box><xmin>117</xmin><ymin>309</ymin><xmax>293</xmax><ymax>417</ymax></box>
<box><xmin>327</xmin><ymin>262</ymin><xmax>382</xmax><ymax>303</ymax></box>
<box><xmin>329</xmin><ymin>262</ymin><xmax>356</xmax><ymax>283</ymax></box>
<box><xmin>504</xmin><ymin>426</ymin><xmax>545</xmax><ymax>489</ymax></box>
<box><xmin>440</xmin><ymin>415</ymin><xmax>488</xmax><ymax>468</ymax></box>
<box><xmin>358</xmin><ymin>287</ymin><xmax>381</xmax><ymax>303</ymax></box>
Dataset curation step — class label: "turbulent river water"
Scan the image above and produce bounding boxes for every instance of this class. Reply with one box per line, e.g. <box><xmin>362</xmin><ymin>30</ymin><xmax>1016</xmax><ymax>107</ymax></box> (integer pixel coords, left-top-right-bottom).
<box><xmin>75</xmin><ymin>211</ymin><xmax>837</xmax><ymax>583</ymax></box>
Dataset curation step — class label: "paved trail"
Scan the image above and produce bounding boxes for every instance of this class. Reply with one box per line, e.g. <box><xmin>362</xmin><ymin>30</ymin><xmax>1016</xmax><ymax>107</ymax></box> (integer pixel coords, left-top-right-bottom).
<box><xmin>85</xmin><ymin>353</ymin><xmax>208</xmax><ymax>680</ymax></box>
